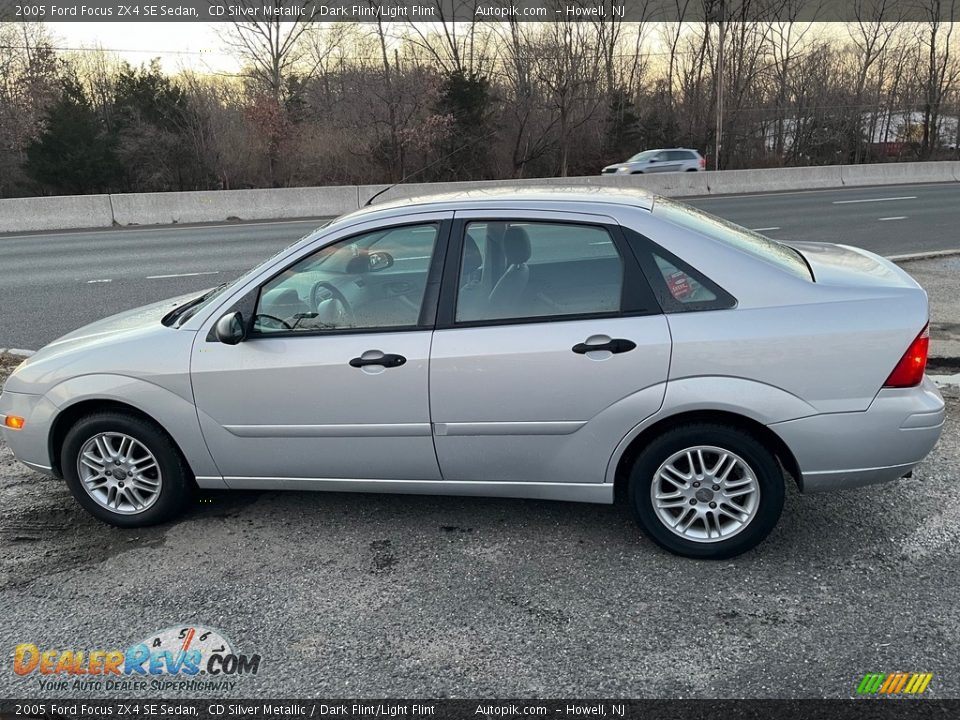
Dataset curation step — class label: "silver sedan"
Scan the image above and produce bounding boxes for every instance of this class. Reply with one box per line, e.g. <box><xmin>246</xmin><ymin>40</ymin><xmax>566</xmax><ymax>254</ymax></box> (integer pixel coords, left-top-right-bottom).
<box><xmin>0</xmin><ymin>188</ymin><xmax>945</xmax><ymax>558</ymax></box>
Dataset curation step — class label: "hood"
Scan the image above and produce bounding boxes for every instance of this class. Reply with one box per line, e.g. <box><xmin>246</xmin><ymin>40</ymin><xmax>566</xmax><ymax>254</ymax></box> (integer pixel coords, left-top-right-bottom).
<box><xmin>3</xmin><ymin>291</ymin><xmax>205</xmax><ymax>395</ymax></box>
<box><xmin>790</xmin><ymin>242</ymin><xmax>921</xmax><ymax>290</ymax></box>
<box><xmin>46</xmin><ymin>290</ymin><xmax>207</xmax><ymax>350</ymax></box>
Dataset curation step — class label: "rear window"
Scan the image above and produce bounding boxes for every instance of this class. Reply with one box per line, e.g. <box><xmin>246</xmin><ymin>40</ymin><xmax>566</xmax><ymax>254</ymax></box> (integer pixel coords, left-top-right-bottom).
<box><xmin>653</xmin><ymin>198</ymin><xmax>812</xmax><ymax>280</ymax></box>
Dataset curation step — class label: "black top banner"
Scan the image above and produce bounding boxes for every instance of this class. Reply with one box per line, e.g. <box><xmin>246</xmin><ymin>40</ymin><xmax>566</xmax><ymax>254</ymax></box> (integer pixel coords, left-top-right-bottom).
<box><xmin>2</xmin><ymin>699</ymin><xmax>960</xmax><ymax>720</ymax></box>
<box><xmin>0</xmin><ymin>0</ymin><xmax>951</xmax><ymax>23</ymax></box>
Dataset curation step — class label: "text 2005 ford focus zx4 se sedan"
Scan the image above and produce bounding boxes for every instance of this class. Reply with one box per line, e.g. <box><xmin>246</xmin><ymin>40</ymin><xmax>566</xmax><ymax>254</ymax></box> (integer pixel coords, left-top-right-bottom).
<box><xmin>0</xmin><ymin>188</ymin><xmax>946</xmax><ymax>558</ymax></box>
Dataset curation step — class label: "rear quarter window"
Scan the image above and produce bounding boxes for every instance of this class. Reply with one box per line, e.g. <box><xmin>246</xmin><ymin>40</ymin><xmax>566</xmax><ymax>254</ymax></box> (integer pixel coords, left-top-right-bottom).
<box><xmin>653</xmin><ymin>198</ymin><xmax>813</xmax><ymax>280</ymax></box>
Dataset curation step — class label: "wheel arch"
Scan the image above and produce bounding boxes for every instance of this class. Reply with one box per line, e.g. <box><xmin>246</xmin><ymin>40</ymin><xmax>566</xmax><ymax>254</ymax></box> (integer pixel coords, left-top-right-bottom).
<box><xmin>611</xmin><ymin>409</ymin><xmax>803</xmax><ymax>501</ymax></box>
<box><xmin>43</xmin><ymin>374</ymin><xmax>221</xmax><ymax>481</ymax></box>
<box><xmin>49</xmin><ymin>400</ymin><xmax>176</xmax><ymax>478</ymax></box>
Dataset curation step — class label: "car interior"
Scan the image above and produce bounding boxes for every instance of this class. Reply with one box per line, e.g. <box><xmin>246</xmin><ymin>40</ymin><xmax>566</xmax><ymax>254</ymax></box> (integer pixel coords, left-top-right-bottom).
<box><xmin>249</xmin><ymin>219</ymin><xmax>727</xmax><ymax>332</ymax></box>
<box><xmin>455</xmin><ymin>221</ymin><xmax>624</xmax><ymax>322</ymax></box>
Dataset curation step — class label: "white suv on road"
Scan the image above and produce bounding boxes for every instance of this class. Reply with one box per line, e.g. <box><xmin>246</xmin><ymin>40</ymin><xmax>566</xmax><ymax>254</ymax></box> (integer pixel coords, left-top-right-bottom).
<box><xmin>602</xmin><ymin>149</ymin><xmax>706</xmax><ymax>175</ymax></box>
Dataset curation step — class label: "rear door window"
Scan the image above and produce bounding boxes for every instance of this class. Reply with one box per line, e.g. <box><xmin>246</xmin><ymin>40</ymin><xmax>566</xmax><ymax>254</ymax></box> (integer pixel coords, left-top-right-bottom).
<box><xmin>455</xmin><ymin>221</ymin><xmax>624</xmax><ymax>323</ymax></box>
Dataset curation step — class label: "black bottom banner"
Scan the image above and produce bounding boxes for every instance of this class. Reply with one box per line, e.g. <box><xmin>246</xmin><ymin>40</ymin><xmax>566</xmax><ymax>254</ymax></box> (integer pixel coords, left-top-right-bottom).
<box><xmin>2</xmin><ymin>700</ymin><xmax>959</xmax><ymax>720</ymax></box>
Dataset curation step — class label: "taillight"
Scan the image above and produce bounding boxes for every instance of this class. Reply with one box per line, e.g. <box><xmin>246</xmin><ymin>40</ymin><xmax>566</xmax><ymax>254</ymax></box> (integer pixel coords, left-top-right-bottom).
<box><xmin>883</xmin><ymin>324</ymin><xmax>929</xmax><ymax>388</ymax></box>
<box><xmin>699</xmin><ymin>156</ymin><xmax>706</xmax><ymax>169</ymax></box>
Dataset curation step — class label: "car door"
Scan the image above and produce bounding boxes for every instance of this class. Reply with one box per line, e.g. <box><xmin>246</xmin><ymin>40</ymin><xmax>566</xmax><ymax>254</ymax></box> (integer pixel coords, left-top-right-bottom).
<box><xmin>669</xmin><ymin>150</ymin><xmax>696</xmax><ymax>171</ymax></box>
<box><xmin>647</xmin><ymin>152</ymin><xmax>673</xmax><ymax>173</ymax></box>
<box><xmin>191</xmin><ymin>214</ymin><xmax>451</xmax><ymax>484</ymax></box>
<box><xmin>429</xmin><ymin>210</ymin><xmax>671</xmax><ymax>487</ymax></box>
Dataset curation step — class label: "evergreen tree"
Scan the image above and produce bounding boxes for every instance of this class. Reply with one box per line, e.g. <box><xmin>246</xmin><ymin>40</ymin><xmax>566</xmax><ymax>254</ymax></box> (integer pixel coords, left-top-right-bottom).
<box><xmin>602</xmin><ymin>88</ymin><xmax>642</xmax><ymax>162</ymax></box>
<box><xmin>24</xmin><ymin>77</ymin><xmax>117</xmax><ymax>194</ymax></box>
<box><xmin>432</xmin><ymin>70</ymin><xmax>494</xmax><ymax>181</ymax></box>
<box><xmin>112</xmin><ymin>60</ymin><xmax>209</xmax><ymax>191</ymax></box>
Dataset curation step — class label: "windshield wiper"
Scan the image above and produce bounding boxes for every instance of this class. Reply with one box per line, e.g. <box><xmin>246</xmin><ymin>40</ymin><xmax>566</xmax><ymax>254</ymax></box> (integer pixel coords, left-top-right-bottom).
<box><xmin>162</xmin><ymin>283</ymin><xmax>228</xmax><ymax>327</ymax></box>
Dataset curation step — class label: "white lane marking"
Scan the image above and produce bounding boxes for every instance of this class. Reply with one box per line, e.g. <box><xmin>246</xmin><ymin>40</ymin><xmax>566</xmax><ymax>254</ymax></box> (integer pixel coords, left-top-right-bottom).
<box><xmin>832</xmin><ymin>196</ymin><xmax>916</xmax><ymax>204</ymax></box>
<box><xmin>750</xmin><ymin>226</ymin><xmax>780</xmax><ymax>231</ymax></box>
<box><xmin>86</xmin><ymin>279</ymin><xmax>112</xmax><ymax>284</ymax></box>
<box><xmin>146</xmin><ymin>271</ymin><xmax>220</xmax><ymax>280</ymax></box>
<box><xmin>878</xmin><ymin>216</ymin><xmax>907</xmax><ymax>221</ymax></box>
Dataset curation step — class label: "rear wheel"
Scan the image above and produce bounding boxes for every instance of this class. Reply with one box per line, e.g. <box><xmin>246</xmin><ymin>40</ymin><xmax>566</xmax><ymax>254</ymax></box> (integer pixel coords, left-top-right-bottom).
<box><xmin>62</xmin><ymin>412</ymin><xmax>192</xmax><ymax>527</ymax></box>
<box><xmin>628</xmin><ymin>423</ymin><xmax>784</xmax><ymax>559</ymax></box>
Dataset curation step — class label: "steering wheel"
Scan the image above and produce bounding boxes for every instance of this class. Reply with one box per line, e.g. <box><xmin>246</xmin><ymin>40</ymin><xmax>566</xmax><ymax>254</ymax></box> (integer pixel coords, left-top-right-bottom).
<box><xmin>310</xmin><ymin>281</ymin><xmax>356</xmax><ymax>327</ymax></box>
<box><xmin>255</xmin><ymin>314</ymin><xmax>294</xmax><ymax>330</ymax></box>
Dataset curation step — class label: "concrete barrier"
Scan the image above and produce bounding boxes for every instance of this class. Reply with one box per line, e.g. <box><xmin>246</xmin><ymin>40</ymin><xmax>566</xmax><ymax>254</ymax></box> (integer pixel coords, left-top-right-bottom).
<box><xmin>3</xmin><ymin>161</ymin><xmax>960</xmax><ymax>234</ymax></box>
<box><xmin>840</xmin><ymin>160</ymin><xmax>960</xmax><ymax>187</ymax></box>
<box><xmin>704</xmin><ymin>165</ymin><xmax>843</xmax><ymax>194</ymax></box>
<box><xmin>110</xmin><ymin>185</ymin><xmax>359</xmax><ymax>226</ymax></box>
<box><xmin>0</xmin><ymin>194</ymin><xmax>113</xmax><ymax>233</ymax></box>
<box><xmin>356</xmin><ymin>164</ymin><xmax>844</xmax><ymax>206</ymax></box>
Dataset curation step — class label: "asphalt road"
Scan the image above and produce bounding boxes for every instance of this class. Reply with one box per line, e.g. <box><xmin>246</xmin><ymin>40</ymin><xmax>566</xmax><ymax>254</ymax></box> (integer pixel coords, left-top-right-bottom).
<box><xmin>2</xmin><ymin>182</ymin><xmax>960</xmax><ymax>350</ymax></box>
<box><xmin>1</xmin><ymin>352</ymin><xmax>957</xmax><ymax>699</ymax></box>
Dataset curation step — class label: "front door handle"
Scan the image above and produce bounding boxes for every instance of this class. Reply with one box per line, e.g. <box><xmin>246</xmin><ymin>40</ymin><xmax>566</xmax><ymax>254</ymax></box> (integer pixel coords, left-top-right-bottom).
<box><xmin>349</xmin><ymin>352</ymin><xmax>407</xmax><ymax>368</ymax></box>
<box><xmin>572</xmin><ymin>338</ymin><xmax>636</xmax><ymax>355</ymax></box>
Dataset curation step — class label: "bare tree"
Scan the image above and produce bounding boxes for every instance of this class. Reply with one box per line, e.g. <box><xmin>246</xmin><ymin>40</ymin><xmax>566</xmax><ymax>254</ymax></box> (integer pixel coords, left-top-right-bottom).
<box><xmin>217</xmin><ymin>1</ymin><xmax>312</xmax><ymax>101</ymax></box>
<box><xmin>915</xmin><ymin>2</ymin><xmax>960</xmax><ymax>158</ymax></box>
<box><xmin>0</xmin><ymin>22</ymin><xmax>61</xmax><ymax>195</ymax></box>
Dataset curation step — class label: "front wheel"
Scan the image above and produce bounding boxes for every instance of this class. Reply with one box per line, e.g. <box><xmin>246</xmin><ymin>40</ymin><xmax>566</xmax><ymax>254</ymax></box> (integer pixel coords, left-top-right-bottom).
<box><xmin>62</xmin><ymin>412</ymin><xmax>193</xmax><ymax>527</ymax></box>
<box><xmin>628</xmin><ymin>423</ymin><xmax>784</xmax><ymax>559</ymax></box>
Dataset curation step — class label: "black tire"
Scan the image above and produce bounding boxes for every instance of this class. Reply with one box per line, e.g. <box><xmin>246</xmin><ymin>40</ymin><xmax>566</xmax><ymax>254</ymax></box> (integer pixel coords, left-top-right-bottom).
<box><xmin>61</xmin><ymin>412</ymin><xmax>193</xmax><ymax>528</ymax></box>
<box><xmin>628</xmin><ymin>423</ymin><xmax>784</xmax><ymax>559</ymax></box>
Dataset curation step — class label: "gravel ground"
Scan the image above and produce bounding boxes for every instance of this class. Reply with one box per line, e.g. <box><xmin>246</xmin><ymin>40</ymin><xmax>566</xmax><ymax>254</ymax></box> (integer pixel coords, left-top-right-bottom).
<box><xmin>897</xmin><ymin>256</ymin><xmax>960</xmax><ymax>364</ymax></box>
<box><xmin>1</xmin><ymin>353</ymin><xmax>958</xmax><ymax>700</ymax></box>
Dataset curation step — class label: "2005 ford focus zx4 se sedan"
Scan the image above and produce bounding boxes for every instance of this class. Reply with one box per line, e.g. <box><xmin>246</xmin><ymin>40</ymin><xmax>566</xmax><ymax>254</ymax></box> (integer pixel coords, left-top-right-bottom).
<box><xmin>0</xmin><ymin>188</ymin><xmax>945</xmax><ymax>558</ymax></box>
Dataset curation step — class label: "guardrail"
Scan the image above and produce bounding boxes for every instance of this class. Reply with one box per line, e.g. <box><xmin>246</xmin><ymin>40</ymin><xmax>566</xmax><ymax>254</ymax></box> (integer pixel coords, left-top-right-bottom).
<box><xmin>3</xmin><ymin>160</ymin><xmax>960</xmax><ymax>234</ymax></box>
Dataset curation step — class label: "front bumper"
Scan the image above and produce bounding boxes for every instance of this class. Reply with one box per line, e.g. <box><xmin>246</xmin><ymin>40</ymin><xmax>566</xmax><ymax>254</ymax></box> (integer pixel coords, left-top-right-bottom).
<box><xmin>0</xmin><ymin>390</ymin><xmax>58</xmax><ymax>476</ymax></box>
<box><xmin>770</xmin><ymin>377</ymin><xmax>945</xmax><ymax>493</ymax></box>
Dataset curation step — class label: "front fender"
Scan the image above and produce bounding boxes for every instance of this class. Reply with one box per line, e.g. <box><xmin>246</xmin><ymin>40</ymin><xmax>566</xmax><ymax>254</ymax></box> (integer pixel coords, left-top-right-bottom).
<box><xmin>604</xmin><ymin>376</ymin><xmax>818</xmax><ymax>484</ymax></box>
<box><xmin>45</xmin><ymin>374</ymin><xmax>222</xmax><ymax>481</ymax></box>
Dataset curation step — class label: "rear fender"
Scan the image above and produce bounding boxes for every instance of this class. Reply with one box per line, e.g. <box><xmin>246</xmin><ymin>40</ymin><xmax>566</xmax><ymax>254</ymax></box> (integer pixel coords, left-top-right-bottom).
<box><xmin>604</xmin><ymin>376</ymin><xmax>816</xmax><ymax>484</ymax></box>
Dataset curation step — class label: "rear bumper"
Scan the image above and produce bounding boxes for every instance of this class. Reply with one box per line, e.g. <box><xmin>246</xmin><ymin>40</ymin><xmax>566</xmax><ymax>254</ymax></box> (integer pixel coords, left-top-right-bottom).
<box><xmin>770</xmin><ymin>377</ymin><xmax>945</xmax><ymax>493</ymax></box>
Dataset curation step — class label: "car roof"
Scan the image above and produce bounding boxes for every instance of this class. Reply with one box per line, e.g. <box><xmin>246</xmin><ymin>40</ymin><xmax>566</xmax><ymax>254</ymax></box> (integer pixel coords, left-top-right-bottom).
<box><xmin>340</xmin><ymin>185</ymin><xmax>657</xmax><ymax>222</ymax></box>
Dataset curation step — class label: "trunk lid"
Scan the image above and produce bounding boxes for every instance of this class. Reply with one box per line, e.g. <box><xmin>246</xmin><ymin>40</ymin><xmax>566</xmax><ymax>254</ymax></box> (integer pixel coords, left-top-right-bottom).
<box><xmin>790</xmin><ymin>241</ymin><xmax>921</xmax><ymax>289</ymax></box>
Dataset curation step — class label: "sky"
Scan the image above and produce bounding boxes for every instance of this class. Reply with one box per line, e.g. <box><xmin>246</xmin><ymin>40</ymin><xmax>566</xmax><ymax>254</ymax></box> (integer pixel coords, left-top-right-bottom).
<box><xmin>47</xmin><ymin>22</ymin><xmax>241</xmax><ymax>74</ymax></box>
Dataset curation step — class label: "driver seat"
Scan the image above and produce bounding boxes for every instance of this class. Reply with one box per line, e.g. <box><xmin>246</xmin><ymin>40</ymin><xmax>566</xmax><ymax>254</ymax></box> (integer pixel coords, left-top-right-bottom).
<box><xmin>488</xmin><ymin>226</ymin><xmax>531</xmax><ymax>315</ymax></box>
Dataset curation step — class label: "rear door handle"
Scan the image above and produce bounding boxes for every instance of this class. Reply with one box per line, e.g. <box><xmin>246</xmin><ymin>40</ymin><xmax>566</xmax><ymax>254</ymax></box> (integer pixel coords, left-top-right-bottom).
<box><xmin>572</xmin><ymin>338</ymin><xmax>636</xmax><ymax>355</ymax></box>
<box><xmin>349</xmin><ymin>353</ymin><xmax>407</xmax><ymax>368</ymax></box>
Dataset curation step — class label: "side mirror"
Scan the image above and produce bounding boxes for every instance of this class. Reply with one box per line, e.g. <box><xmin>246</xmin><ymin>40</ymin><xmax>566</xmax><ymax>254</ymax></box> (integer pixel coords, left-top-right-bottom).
<box><xmin>345</xmin><ymin>250</ymin><xmax>395</xmax><ymax>274</ymax></box>
<box><xmin>215</xmin><ymin>311</ymin><xmax>246</xmax><ymax>345</ymax></box>
<box><xmin>367</xmin><ymin>250</ymin><xmax>394</xmax><ymax>272</ymax></box>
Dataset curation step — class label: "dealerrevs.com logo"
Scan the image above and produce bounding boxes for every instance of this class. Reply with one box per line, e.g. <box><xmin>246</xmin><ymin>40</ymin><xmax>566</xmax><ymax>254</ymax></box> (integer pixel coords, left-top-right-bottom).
<box><xmin>12</xmin><ymin>625</ymin><xmax>261</xmax><ymax>693</ymax></box>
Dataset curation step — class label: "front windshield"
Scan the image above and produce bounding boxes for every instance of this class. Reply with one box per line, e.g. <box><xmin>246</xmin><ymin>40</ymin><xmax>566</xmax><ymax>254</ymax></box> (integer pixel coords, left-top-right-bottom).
<box><xmin>169</xmin><ymin>221</ymin><xmax>336</xmax><ymax>327</ymax></box>
<box><xmin>628</xmin><ymin>150</ymin><xmax>659</xmax><ymax>162</ymax></box>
